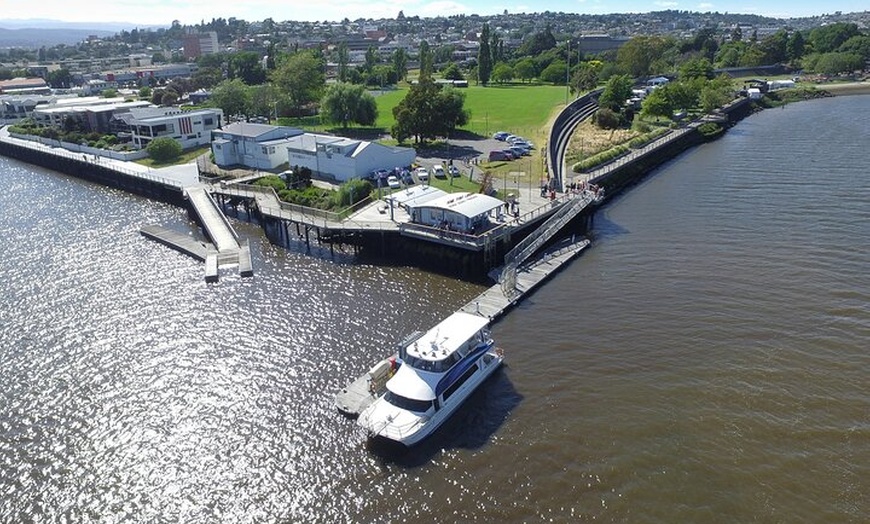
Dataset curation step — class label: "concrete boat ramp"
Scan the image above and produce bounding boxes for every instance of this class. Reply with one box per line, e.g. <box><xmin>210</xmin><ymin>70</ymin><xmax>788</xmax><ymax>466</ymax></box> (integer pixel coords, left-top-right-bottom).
<box><xmin>140</xmin><ymin>185</ymin><xmax>253</xmax><ymax>282</ymax></box>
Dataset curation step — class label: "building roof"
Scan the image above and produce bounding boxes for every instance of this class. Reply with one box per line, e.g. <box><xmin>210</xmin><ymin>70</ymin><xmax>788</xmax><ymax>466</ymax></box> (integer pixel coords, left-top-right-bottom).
<box><xmin>0</xmin><ymin>77</ymin><xmax>48</xmax><ymax>91</ymax></box>
<box><xmin>219</xmin><ymin>122</ymin><xmax>277</xmax><ymax>138</ymax></box>
<box><xmin>218</xmin><ymin>122</ymin><xmax>297</xmax><ymax>140</ymax></box>
<box><xmin>417</xmin><ymin>191</ymin><xmax>504</xmax><ymax>219</ymax></box>
<box><xmin>388</xmin><ymin>185</ymin><xmax>448</xmax><ymax>208</ymax></box>
<box><xmin>34</xmin><ymin>99</ymin><xmax>151</xmax><ymax>115</ymax></box>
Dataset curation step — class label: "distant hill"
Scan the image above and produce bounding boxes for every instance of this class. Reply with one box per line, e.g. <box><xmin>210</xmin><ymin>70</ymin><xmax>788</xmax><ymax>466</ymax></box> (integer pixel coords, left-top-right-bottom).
<box><xmin>0</xmin><ymin>19</ymin><xmax>165</xmax><ymax>48</ymax></box>
<box><xmin>0</xmin><ymin>27</ymin><xmax>116</xmax><ymax>48</ymax></box>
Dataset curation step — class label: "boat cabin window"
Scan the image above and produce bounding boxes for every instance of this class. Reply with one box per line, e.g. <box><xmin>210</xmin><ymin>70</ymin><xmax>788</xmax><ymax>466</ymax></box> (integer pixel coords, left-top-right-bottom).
<box><xmin>442</xmin><ymin>362</ymin><xmax>479</xmax><ymax>400</ymax></box>
<box><xmin>400</xmin><ymin>350</ymin><xmax>463</xmax><ymax>373</ymax></box>
<box><xmin>384</xmin><ymin>391</ymin><xmax>433</xmax><ymax>413</ymax></box>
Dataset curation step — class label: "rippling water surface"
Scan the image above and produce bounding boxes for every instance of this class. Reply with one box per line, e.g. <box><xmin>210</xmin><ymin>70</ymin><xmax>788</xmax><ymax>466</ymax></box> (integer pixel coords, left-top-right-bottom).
<box><xmin>1</xmin><ymin>96</ymin><xmax>868</xmax><ymax>522</ymax></box>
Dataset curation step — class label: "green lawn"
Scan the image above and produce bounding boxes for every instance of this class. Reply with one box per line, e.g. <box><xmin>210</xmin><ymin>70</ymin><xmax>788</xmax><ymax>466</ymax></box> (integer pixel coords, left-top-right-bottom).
<box><xmin>135</xmin><ymin>145</ymin><xmax>211</xmax><ymax>167</ymax></box>
<box><xmin>374</xmin><ymin>83</ymin><xmax>568</xmax><ymax>138</ymax></box>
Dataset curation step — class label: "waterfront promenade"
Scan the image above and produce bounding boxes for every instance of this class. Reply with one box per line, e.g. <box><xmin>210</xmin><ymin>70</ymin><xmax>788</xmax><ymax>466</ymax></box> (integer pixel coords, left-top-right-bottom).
<box><xmin>0</xmin><ymin>126</ymin><xmax>199</xmax><ymax>187</ymax></box>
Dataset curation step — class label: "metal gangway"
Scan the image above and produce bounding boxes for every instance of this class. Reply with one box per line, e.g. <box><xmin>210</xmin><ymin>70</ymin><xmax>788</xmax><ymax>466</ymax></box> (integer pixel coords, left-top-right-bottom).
<box><xmin>185</xmin><ymin>185</ymin><xmax>252</xmax><ymax>280</ymax></box>
<box><xmin>499</xmin><ymin>190</ymin><xmax>598</xmax><ymax>296</ymax></box>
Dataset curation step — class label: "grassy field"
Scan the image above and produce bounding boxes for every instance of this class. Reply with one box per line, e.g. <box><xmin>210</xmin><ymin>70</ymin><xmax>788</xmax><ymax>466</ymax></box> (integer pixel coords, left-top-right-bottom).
<box><xmin>135</xmin><ymin>145</ymin><xmax>211</xmax><ymax>167</ymax></box>
<box><xmin>373</xmin><ymin>83</ymin><xmax>567</xmax><ymax>139</ymax></box>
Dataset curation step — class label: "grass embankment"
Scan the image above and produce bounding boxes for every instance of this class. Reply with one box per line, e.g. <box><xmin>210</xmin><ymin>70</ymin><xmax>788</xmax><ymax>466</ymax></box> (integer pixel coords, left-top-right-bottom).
<box><xmin>135</xmin><ymin>145</ymin><xmax>211</xmax><ymax>168</ymax></box>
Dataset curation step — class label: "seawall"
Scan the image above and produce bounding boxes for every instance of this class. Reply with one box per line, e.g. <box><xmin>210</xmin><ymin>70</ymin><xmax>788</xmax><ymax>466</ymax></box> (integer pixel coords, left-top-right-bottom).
<box><xmin>0</xmin><ymin>136</ymin><xmax>186</xmax><ymax>207</ymax></box>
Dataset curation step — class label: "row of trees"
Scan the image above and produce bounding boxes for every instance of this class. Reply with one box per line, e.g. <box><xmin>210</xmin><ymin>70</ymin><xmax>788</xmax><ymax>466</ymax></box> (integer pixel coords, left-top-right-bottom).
<box><xmin>611</xmin><ymin>22</ymin><xmax>870</xmax><ymax>79</ymax></box>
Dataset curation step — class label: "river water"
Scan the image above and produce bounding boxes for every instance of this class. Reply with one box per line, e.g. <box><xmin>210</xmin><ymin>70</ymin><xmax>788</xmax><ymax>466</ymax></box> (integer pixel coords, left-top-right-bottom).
<box><xmin>1</xmin><ymin>95</ymin><xmax>868</xmax><ymax>523</ymax></box>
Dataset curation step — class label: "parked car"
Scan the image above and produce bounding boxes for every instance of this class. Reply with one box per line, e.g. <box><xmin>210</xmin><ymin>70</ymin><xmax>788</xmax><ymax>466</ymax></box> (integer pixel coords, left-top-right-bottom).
<box><xmin>492</xmin><ymin>131</ymin><xmax>510</xmax><ymax>141</ymax></box>
<box><xmin>448</xmin><ymin>165</ymin><xmax>460</xmax><ymax>177</ymax></box>
<box><xmin>387</xmin><ymin>175</ymin><xmax>400</xmax><ymax>189</ymax></box>
<box><xmin>415</xmin><ymin>166</ymin><xmax>430</xmax><ymax>182</ymax></box>
<box><xmin>488</xmin><ymin>150</ymin><xmax>510</xmax><ymax>161</ymax></box>
<box><xmin>400</xmin><ymin>169</ymin><xmax>414</xmax><ymax>185</ymax></box>
<box><xmin>512</xmin><ymin>139</ymin><xmax>534</xmax><ymax>149</ymax></box>
<box><xmin>432</xmin><ymin>165</ymin><xmax>446</xmax><ymax>178</ymax></box>
<box><xmin>506</xmin><ymin>135</ymin><xmax>525</xmax><ymax>144</ymax></box>
<box><xmin>501</xmin><ymin>149</ymin><xmax>517</xmax><ymax>160</ymax></box>
<box><xmin>509</xmin><ymin>145</ymin><xmax>530</xmax><ymax>157</ymax></box>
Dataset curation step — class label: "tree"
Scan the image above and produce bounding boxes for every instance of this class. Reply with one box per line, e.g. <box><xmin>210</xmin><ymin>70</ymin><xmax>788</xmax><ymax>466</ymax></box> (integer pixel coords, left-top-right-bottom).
<box><xmin>442</xmin><ymin>62</ymin><xmax>464</xmax><ymax>81</ymax></box>
<box><xmin>192</xmin><ymin>66</ymin><xmax>223</xmax><ymax>90</ymax></box>
<box><xmin>321</xmin><ymin>83</ymin><xmax>378</xmax><ymax>128</ymax></box>
<box><xmin>679</xmin><ymin>57</ymin><xmax>713</xmax><ymax>80</ymax></box>
<box><xmin>160</xmin><ymin>90</ymin><xmax>178</xmax><ymax>106</ymax></box>
<box><xmin>699</xmin><ymin>76</ymin><xmax>735</xmax><ymax>113</ymax></box>
<box><xmin>418</xmin><ymin>40</ymin><xmax>434</xmax><ymax>81</ymax></box>
<box><xmin>272</xmin><ymin>51</ymin><xmax>325</xmax><ymax>116</ymax></box>
<box><xmin>838</xmin><ymin>35</ymin><xmax>870</xmax><ymax>61</ymax></box>
<box><xmin>336</xmin><ymin>42</ymin><xmax>350</xmax><ymax>82</ymax></box>
<box><xmin>786</xmin><ymin>32</ymin><xmax>806</xmax><ymax>62</ymax></box>
<box><xmin>209</xmin><ymin>78</ymin><xmax>250</xmax><ymax>120</ymax></box>
<box><xmin>759</xmin><ymin>30</ymin><xmax>789</xmax><ymax>64</ymax></box>
<box><xmin>248</xmin><ymin>84</ymin><xmax>280</xmax><ymax>120</ymax></box>
<box><xmin>391</xmin><ymin>80</ymin><xmax>469</xmax><ymax>143</ymax></box>
<box><xmin>514</xmin><ymin>58</ymin><xmax>537</xmax><ymax>83</ymax></box>
<box><xmin>598</xmin><ymin>74</ymin><xmax>634</xmax><ymax>111</ymax></box>
<box><xmin>227</xmin><ymin>51</ymin><xmax>266</xmax><ymax>85</ymax></box>
<box><xmin>539</xmin><ymin>60</ymin><xmax>567</xmax><ymax>84</ymax></box>
<box><xmin>46</xmin><ymin>68</ymin><xmax>73</xmax><ymax>88</ymax></box>
<box><xmin>392</xmin><ymin>47</ymin><xmax>408</xmax><ymax>82</ymax></box>
<box><xmin>478</xmin><ymin>23</ymin><xmax>492</xmax><ymax>85</ymax></box>
<box><xmin>807</xmin><ymin>52</ymin><xmax>865</xmax><ymax>75</ymax></box>
<box><xmin>364</xmin><ymin>45</ymin><xmax>378</xmax><ymax>73</ymax></box>
<box><xmin>809</xmin><ymin>23</ymin><xmax>860</xmax><ymax>54</ymax></box>
<box><xmin>517</xmin><ymin>25</ymin><xmax>557</xmax><ymax>56</ymax></box>
<box><xmin>266</xmin><ymin>43</ymin><xmax>276</xmax><ymax>71</ymax></box>
<box><xmin>571</xmin><ymin>62</ymin><xmax>600</xmax><ymax>93</ymax></box>
<box><xmin>617</xmin><ymin>35</ymin><xmax>675</xmax><ymax>78</ymax></box>
<box><xmin>491</xmin><ymin>63</ymin><xmax>514</xmax><ymax>84</ymax></box>
<box><xmin>146</xmin><ymin>136</ymin><xmax>182</xmax><ymax>162</ymax></box>
<box><xmin>641</xmin><ymin>87</ymin><xmax>674</xmax><ymax>119</ymax></box>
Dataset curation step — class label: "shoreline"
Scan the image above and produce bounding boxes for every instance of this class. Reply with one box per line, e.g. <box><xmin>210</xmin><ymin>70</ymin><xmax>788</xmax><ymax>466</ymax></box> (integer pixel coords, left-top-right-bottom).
<box><xmin>815</xmin><ymin>81</ymin><xmax>870</xmax><ymax>96</ymax></box>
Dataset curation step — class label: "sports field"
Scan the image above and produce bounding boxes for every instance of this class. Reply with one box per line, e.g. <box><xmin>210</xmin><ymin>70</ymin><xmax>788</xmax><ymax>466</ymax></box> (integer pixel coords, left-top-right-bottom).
<box><xmin>374</xmin><ymin>83</ymin><xmax>568</xmax><ymax>139</ymax></box>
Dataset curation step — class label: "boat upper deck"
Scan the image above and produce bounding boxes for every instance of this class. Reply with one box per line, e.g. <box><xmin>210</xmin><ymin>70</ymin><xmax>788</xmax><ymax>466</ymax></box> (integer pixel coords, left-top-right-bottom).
<box><xmin>404</xmin><ymin>311</ymin><xmax>489</xmax><ymax>362</ymax></box>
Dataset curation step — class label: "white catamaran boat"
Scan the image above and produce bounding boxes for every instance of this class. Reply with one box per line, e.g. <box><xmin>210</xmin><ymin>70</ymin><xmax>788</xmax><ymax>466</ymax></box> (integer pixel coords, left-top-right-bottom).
<box><xmin>357</xmin><ymin>311</ymin><xmax>504</xmax><ymax>446</ymax></box>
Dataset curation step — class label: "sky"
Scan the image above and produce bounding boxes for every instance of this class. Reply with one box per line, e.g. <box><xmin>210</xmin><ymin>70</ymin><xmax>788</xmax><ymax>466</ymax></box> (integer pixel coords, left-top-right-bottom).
<box><xmin>3</xmin><ymin>0</ymin><xmax>866</xmax><ymax>27</ymax></box>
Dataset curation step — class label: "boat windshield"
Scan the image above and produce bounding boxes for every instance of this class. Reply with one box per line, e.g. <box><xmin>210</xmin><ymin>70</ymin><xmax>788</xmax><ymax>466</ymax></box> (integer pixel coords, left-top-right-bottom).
<box><xmin>384</xmin><ymin>391</ymin><xmax>433</xmax><ymax>413</ymax></box>
<box><xmin>400</xmin><ymin>350</ymin><xmax>463</xmax><ymax>373</ymax></box>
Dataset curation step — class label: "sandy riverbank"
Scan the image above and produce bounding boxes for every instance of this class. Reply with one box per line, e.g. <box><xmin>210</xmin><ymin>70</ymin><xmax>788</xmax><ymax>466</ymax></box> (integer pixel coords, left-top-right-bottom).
<box><xmin>817</xmin><ymin>81</ymin><xmax>870</xmax><ymax>96</ymax></box>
